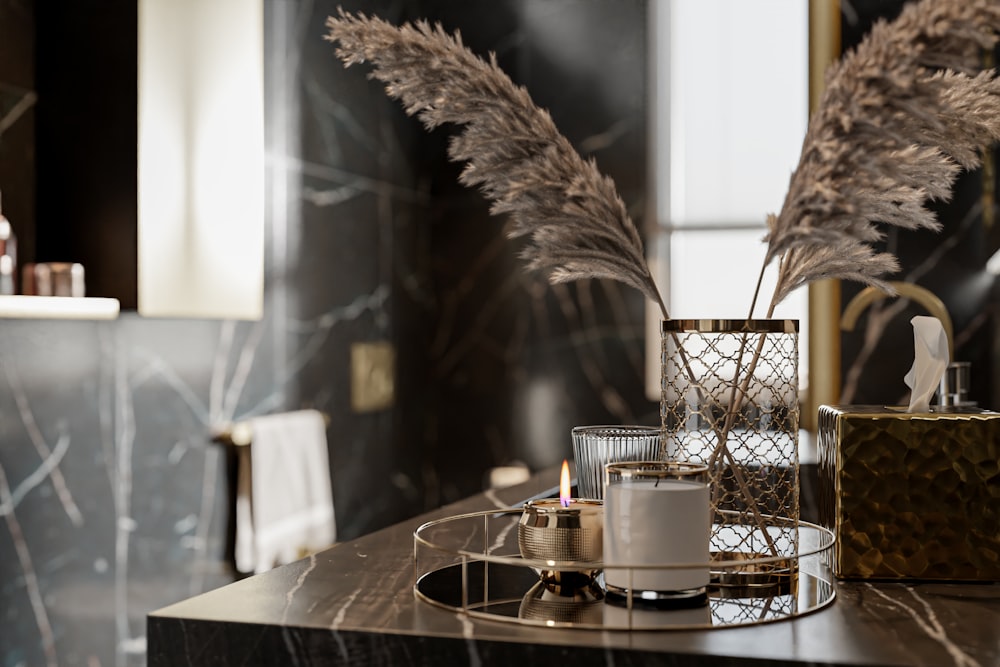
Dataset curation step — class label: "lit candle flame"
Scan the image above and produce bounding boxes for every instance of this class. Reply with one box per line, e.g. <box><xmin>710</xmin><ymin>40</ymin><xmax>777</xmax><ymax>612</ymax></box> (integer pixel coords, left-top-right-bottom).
<box><xmin>559</xmin><ymin>459</ymin><xmax>571</xmax><ymax>507</ymax></box>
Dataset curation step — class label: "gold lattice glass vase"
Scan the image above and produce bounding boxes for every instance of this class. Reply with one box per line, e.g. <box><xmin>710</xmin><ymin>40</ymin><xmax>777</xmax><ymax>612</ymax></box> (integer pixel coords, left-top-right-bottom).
<box><xmin>660</xmin><ymin>320</ymin><xmax>800</xmax><ymax>566</ymax></box>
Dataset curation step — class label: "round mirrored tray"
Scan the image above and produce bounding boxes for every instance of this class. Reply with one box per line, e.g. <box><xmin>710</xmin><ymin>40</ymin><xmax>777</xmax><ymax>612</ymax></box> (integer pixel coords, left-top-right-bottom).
<box><xmin>414</xmin><ymin>508</ymin><xmax>836</xmax><ymax>630</ymax></box>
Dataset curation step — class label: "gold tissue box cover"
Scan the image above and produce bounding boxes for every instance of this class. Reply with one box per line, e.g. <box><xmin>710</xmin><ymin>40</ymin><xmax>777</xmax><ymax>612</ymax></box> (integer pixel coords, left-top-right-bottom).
<box><xmin>818</xmin><ymin>405</ymin><xmax>1000</xmax><ymax>581</ymax></box>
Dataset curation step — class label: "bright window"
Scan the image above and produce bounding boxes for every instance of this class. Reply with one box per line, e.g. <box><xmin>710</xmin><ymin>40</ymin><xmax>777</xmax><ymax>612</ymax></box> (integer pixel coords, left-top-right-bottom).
<box><xmin>646</xmin><ymin>0</ymin><xmax>810</xmax><ymax>398</ymax></box>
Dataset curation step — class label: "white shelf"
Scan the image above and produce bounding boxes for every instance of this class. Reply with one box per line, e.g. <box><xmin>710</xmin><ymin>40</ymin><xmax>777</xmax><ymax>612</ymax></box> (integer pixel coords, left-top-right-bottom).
<box><xmin>0</xmin><ymin>295</ymin><xmax>120</xmax><ymax>320</ymax></box>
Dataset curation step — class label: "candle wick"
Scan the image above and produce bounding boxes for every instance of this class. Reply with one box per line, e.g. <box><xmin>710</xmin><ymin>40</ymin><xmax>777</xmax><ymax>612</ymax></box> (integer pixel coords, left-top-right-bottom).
<box><xmin>654</xmin><ymin>477</ymin><xmax>660</xmax><ymax>488</ymax></box>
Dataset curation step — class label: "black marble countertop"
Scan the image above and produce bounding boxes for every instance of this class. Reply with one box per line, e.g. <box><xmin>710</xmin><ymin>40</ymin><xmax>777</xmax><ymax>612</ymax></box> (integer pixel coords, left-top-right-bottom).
<box><xmin>148</xmin><ymin>468</ymin><xmax>1000</xmax><ymax>667</ymax></box>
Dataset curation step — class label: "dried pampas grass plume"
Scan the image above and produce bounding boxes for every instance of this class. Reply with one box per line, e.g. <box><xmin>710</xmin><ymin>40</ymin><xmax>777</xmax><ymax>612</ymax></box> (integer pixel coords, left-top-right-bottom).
<box><xmin>325</xmin><ymin>9</ymin><xmax>667</xmax><ymax>318</ymax></box>
<box><xmin>764</xmin><ymin>0</ymin><xmax>1000</xmax><ymax>311</ymax></box>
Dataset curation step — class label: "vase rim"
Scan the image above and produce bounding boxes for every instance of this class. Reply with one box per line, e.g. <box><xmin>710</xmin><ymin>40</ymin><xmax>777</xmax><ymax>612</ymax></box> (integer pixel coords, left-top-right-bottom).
<box><xmin>661</xmin><ymin>319</ymin><xmax>799</xmax><ymax>333</ymax></box>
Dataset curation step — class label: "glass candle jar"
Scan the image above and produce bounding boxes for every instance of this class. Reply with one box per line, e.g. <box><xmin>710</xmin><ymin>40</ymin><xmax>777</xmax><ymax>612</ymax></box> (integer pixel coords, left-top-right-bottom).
<box><xmin>603</xmin><ymin>461</ymin><xmax>710</xmax><ymax>607</ymax></box>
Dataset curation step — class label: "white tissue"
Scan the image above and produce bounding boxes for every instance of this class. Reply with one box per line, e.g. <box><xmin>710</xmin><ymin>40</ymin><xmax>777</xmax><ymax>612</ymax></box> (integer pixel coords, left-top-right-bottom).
<box><xmin>903</xmin><ymin>315</ymin><xmax>950</xmax><ymax>412</ymax></box>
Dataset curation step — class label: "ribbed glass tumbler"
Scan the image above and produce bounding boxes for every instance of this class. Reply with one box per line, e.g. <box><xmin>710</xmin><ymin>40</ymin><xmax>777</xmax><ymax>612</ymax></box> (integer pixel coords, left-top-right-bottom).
<box><xmin>570</xmin><ymin>425</ymin><xmax>662</xmax><ymax>500</ymax></box>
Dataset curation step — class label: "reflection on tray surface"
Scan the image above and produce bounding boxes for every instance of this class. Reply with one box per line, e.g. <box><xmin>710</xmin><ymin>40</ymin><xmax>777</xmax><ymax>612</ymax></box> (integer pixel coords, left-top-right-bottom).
<box><xmin>415</xmin><ymin>560</ymin><xmax>834</xmax><ymax>630</ymax></box>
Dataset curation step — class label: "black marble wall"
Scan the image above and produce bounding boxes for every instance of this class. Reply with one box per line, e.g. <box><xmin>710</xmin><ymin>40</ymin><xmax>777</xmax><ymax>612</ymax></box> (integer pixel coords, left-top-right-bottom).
<box><xmin>838</xmin><ymin>0</ymin><xmax>1000</xmax><ymax>410</ymax></box>
<box><xmin>1</xmin><ymin>2</ymin><xmax>652</xmax><ymax>665</ymax></box>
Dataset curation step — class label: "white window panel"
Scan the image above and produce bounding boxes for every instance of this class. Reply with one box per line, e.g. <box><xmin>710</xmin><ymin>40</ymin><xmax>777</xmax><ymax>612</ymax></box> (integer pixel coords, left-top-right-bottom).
<box><xmin>669</xmin><ymin>228</ymin><xmax>807</xmax><ymax>325</ymax></box>
<box><xmin>645</xmin><ymin>0</ymin><xmax>810</xmax><ymax>400</ymax></box>
<box><xmin>668</xmin><ymin>0</ymin><xmax>808</xmax><ymax>226</ymax></box>
<box><xmin>138</xmin><ymin>0</ymin><xmax>265</xmax><ymax>320</ymax></box>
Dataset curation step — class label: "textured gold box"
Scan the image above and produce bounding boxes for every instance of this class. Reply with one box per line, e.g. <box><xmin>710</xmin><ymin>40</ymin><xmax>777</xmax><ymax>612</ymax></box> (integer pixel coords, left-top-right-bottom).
<box><xmin>818</xmin><ymin>405</ymin><xmax>1000</xmax><ymax>580</ymax></box>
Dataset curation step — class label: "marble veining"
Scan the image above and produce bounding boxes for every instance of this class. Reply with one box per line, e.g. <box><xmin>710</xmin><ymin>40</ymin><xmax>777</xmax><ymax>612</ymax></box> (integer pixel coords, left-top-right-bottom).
<box><xmin>487</xmin><ymin>514</ymin><xmax>518</xmax><ymax>556</ymax></box>
<box><xmin>283</xmin><ymin>553</ymin><xmax>317</xmax><ymax>625</ymax></box>
<box><xmin>863</xmin><ymin>584</ymin><xmax>984</xmax><ymax>667</ymax></box>
<box><xmin>1</xmin><ymin>429</ymin><xmax>69</xmax><ymax>516</ymax></box>
<box><xmin>482</xmin><ymin>487</ymin><xmax>511</xmax><ymax>509</ymax></box>
<box><xmin>113</xmin><ymin>336</ymin><xmax>136</xmax><ymax>667</ymax></box>
<box><xmin>0</xmin><ymin>463</ymin><xmax>56</xmax><ymax>667</ymax></box>
<box><xmin>4</xmin><ymin>359</ymin><xmax>83</xmax><ymax>527</ymax></box>
<box><xmin>459</xmin><ymin>613</ymin><xmax>483</xmax><ymax>667</ymax></box>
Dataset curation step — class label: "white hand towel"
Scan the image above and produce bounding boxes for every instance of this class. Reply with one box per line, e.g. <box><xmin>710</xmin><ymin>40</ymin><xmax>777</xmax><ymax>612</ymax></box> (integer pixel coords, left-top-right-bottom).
<box><xmin>234</xmin><ymin>409</ymin><xmax>336</xmax><ymax>574</ymax></box>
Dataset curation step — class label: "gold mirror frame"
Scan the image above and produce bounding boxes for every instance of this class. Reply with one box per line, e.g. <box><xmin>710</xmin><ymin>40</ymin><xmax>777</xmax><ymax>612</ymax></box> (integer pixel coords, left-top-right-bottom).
<box><xmin>804</xmin><ymin>0</ymin><xmax>842</xmax><ymax>432</ymax></box>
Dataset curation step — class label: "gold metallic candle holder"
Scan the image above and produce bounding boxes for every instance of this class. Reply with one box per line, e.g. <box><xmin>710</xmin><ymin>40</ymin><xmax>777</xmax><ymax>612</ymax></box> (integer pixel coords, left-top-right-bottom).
<box><xmin>517</xmin><ymin>499</ymin><xmax>603</xmax><ymax>588</ymax></box>
<box><xmin>517</xmin><ymin>580</ymin><xmax>605</xmax><ymax>625</ymax></box>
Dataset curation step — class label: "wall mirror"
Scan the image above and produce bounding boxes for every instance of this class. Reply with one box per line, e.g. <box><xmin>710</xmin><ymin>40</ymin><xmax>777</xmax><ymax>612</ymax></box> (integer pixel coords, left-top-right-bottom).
<box><xmin>21</xmin><ymin>0</ymin><xmax>265</xmax><ymax>319</ymax></box>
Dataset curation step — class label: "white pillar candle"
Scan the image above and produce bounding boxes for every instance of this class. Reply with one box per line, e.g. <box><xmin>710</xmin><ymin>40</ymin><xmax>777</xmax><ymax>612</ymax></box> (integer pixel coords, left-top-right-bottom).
<box><xmin>603</xmin><ymin>477</ymin><xmax>710</xmax><ymax>595</ymax></box>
